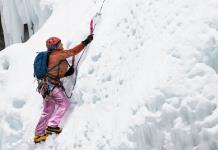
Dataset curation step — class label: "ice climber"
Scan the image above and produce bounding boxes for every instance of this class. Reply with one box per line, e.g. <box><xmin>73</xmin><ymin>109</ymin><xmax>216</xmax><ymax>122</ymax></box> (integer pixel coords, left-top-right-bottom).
<box><xmin>34</xmin><ymin>34</ymin><xmax>93</xmax><ymax>143</ymax></box>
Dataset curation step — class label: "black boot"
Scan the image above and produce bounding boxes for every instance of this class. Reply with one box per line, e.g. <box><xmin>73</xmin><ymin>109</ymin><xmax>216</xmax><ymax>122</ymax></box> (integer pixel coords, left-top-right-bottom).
<box><xmin>46</xmin><ymin>126</ymin><xmax>62</xmax><ymax>135</ymax></box>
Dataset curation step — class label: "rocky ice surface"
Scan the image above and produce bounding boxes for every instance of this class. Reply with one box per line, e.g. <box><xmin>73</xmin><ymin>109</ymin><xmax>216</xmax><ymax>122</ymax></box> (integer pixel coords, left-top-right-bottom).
<box><xmin>0</xmin><ymin>0</ymin><xmax>52</xmax><ymax>46</ymax></box>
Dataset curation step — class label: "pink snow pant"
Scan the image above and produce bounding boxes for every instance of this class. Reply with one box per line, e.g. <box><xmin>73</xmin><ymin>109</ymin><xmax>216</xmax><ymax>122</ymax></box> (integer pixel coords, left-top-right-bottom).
<box><xmin>35</xmin><ymin>87</ymin><xmax>69</xmax><ymax>136</ymax></box>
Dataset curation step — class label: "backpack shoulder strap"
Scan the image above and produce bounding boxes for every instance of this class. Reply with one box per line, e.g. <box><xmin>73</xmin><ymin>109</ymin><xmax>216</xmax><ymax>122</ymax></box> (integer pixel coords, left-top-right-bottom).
<box><xmin>48</xmin><ymin>60</ymin><xmax>64</xmax><ymax>72</ymax></box>
<box><xmin>47</xmin><ymin>59</ymin><xmax>72</xmax><ymax>78</ymax></box>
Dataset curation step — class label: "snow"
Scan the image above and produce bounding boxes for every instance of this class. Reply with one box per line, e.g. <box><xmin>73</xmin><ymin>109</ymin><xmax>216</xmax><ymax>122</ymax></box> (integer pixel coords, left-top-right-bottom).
<box><xmin>1</xmin><ymin>0</ymin><xmax>218</xmax><ymax>149</ymax></box>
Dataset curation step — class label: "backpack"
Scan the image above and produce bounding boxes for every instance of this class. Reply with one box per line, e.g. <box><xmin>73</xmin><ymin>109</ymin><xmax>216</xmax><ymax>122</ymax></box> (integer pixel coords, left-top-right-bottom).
<box><xmin>33</xmin><ymin>51</ymin><xmax>49</xmax><ymax>80</ymax></box>
<box><xmin>34</xmin><ymin>51</ymin><xmax>74</xmax><ymax>80</ymax></box>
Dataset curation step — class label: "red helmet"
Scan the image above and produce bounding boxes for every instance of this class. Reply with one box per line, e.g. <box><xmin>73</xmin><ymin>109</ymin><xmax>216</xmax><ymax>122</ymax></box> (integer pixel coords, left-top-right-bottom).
<box><xmin>46</xmin><ymin>37</ymin><xmax>61</xmax><ymax>50</ymax></box>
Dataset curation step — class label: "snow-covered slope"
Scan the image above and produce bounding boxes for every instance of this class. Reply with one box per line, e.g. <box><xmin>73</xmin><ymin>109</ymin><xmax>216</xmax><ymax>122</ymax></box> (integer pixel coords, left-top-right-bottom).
<box><xmin>1</xmin><ymin>0</ymin><xmax>218</xmax><ymax>149</ymax></box>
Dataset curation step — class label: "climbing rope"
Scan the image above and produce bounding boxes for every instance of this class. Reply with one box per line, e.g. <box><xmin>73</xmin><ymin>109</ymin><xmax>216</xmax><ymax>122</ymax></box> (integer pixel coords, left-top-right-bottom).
<box><xmin>70</xmin><ymin>0</ymin><xmax>107</xmax><ymax>92</ymax></box>
<box><xmin>75</xmin><ymin>0</ymin><xmax>106</xmax><ymax>70</ymax></box>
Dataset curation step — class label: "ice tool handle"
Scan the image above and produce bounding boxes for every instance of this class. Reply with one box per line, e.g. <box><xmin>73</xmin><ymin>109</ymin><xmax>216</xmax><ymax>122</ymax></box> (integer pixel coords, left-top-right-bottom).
<box><xmin>90</xmin><ymin>0</ymin><xmax>106</xmax><ymax>34</ymax></box>
<box><xmin>90</xmin><ymin>13</ymin><xmax>101</xmax><ymax>34</ymax></box>
<box><xmin>90</xmin><ymin>19</ymin><xmax>94</xmax><ymax>34</ymax></box>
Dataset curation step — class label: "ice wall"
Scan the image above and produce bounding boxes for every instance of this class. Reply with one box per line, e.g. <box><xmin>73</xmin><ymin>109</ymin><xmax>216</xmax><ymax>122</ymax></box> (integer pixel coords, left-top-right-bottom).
<box><xmin>0</xmin><ymin>0</ymin><xmax>218</xmax><ymax>149</ymax></box>
<box><xmin>0</xmin><ymin>0</ymin><xmax>52</xmax><ymax>47</ymax></box>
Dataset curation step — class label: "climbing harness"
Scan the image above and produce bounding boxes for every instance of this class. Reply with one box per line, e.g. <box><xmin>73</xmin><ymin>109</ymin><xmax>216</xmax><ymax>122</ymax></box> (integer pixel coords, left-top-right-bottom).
<box><xmin>37</xmin><ymin>58</ymin><xmax>74</xmax><ymax>99</ymax></box>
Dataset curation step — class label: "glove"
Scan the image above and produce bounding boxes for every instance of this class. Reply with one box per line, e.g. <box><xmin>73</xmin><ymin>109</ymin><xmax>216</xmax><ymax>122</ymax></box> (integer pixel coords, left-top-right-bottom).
<box><xmin>82</xmin><ymin>34</ymin><xmax>93</xmax><ymax>46</ymax></box>
<box><xmin>64</xmin><ymin>66</ymin><xmax>74</xmax><ymax>77</ymax></box>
